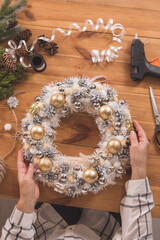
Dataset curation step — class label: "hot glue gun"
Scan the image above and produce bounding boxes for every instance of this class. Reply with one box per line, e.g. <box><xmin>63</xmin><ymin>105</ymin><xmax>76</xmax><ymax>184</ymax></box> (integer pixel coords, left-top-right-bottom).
<box><xmin>131</xmin><ymin>33</ymin><xmax>160</xmax><ymax>81</ymax></box>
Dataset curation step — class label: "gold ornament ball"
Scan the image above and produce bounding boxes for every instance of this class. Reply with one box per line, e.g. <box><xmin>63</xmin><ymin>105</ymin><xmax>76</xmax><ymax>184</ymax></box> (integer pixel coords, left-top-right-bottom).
<box><xmin>50</xmin><ymin>93</ymin><xmax>65</xmax><ymax>108</ymax></box>
<box><xmin>99</xmin><ymin>105</ymin><xmax>112</xmax><ymax>120</ymax></box>
<box><xmin>29</xmin><ymin>103</ymin><xmax>40</xmax><ymax>115</ymax></box>
<box><xmin>83</xmin><ymin>168</ymin><xmax>98</xmax><ymax>184</ymax></box>
<box><xmin>30</xmin><ymin>125</ymin><xmax>45</xmax><ymax>140</ymax></box>
<box><xmin>38</xmin><ymin>157</ymin><xmax>53</xmax><ymax>173</ymax></box>
<box><xmin>107</xmin><ymin>138</ymin><xmax>122</xmax><ymax>154</ymax></box>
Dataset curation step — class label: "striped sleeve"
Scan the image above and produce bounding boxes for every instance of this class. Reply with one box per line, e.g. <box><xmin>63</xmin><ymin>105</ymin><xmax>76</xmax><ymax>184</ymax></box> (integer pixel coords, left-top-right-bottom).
<box><xmin>0</xmin><ymin>207</ymin><xmax>36</xmax><ymax>240</ymax></box>
<box><xmin>120</xmin><ymin>177</ymin><xmax>154</xmax><ymax>240</ymax></box>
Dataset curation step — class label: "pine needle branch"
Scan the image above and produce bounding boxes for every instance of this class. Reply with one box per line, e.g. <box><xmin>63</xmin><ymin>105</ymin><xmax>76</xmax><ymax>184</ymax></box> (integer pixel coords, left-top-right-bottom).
<box><xmin>0</xmin><ymin>47</ymin><xmax>28</xmax><ymax>100</ymax></box>
<box><xmin>0</xmin><ymin>0</ymin><xmax>12</xmax><ymax>12</ymax></box>
<box><xmin>0</xmin><ymin>0</ymin><xmax>27</xmax><ymax>19</ymax></box>
<box><xmin>0</xmin><ymin>25</ymin><xmax>22</xmax><ymax>40</ymax></box>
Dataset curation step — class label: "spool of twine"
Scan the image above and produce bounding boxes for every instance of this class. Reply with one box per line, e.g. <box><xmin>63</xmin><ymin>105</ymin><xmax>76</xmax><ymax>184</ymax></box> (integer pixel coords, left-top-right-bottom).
<box><xmin>0</xmin><ymin>158</ymin><xmax>6</xmax><ymax>183</ymax></box>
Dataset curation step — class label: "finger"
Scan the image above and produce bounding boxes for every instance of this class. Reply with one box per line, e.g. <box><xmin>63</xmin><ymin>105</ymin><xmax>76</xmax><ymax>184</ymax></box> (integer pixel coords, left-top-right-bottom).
<box><xmin>133</xmin><ymin>120</ymin><xmax>147</xmax><ymax>142</ymax></box>
<box><xmin>26</xmin><ymin>163</ymin><xmax>34</xmax><ymax>179</ymax></box>
<box><xmin>17</xmin><ymin>150</ymin><xmax>27</xmax><ymax>179</ymax></box>
<box><xmin>130</xmin><ymin>130</ymin><xmax>138</xmax><ymax>147</ymax></box>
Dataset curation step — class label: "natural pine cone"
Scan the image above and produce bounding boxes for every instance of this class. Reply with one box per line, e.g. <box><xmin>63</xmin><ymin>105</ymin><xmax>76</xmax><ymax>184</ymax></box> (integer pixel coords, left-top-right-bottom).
<box><xmin>37</xmin><ymin>34</ymin><xmax>47</xmax><ymax>48</ymax></box>
<box><xmin>1</xmin><ymin>53</ymin><xmax>17</xmax><ymax>72</ymax></box>
<box><xmin>0</xmin><ymin>158</ymin><xmax>6</xmax><ymax>184</ymax></box>
<box><xmin>15</xmin><ymin>44</ymin><xmax>28</xmax><ymax>57</ymax></box>
<box><xmin>45</xmin><ymin>42</ymin><xmax>58</xmax><ymax>56</ymax></box>
<box><xmin>7</xmin><ymin>20</ymin><xmax>18</xmax><ymax>30</ymax></box>
<box><xmin>13</xmin><ymin>29</ymin><xmax>32</xmax><ymax>45</ymax></box>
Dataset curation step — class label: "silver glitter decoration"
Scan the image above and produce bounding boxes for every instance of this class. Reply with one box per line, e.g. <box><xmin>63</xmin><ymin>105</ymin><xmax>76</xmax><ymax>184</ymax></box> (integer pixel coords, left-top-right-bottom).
<box><xmin>116</xmin><ymin>167</ymin><xmax>123</xmax><ymax>174</ymax></box>
<box><xmin>62</xmin><ymin>106</ymin><xmax>69</xmax><ymax>113</ymax></box>
<box><xmin>113</xmin><ymin>131</ymin><xmax>118</xmax><ymax>136</ymax></box>
<box><xmin>106</xmin><ymin>168</ymin><xmax>112</xmax><ymax>174</ymax></box>
<box><xmin>56</xmin><ymin>82</ymin><xmax>62</xmax><ymax>86</ymax></box>
<box><xmin>47</xmin><ymin>132</ymin><xmax>53</xmax><ymax>138</ymax></box>
<box><xmin>59</xmin><ymin>174</ymin><xmax>67</xmax><ymax>183</ymax></box>
<box><xmin>36</xmin><ymin>150</ymin><xmax>43</xmax><ymax>158</ymax></box>
<box><xmin>46</xmin><ymin>172</ymin><xmax>55</xmax><ymax>182</ymax></box>
<box><xmin>76</xmin><ymin>178</ymin><xmax>85</xmax><ymax>187</ymax></box>
<box><xmin>115</xmin><ymin>122</ymin><xmax>121</xmax><ymax>128</ymax></box>
<box><xmin>78</xmin><ymin>79</ymin><xmax>88</xmax><ymax>87</ymax></box>
<box><xmin>93</xmin><ymin>102</ymin><xmax>100</xmax><ymax>108</ymax></box>
<box><xmin>59</xmin><ymin>86</ymin><xmax>65</xmax><ymax>92</ymax></box>
<box><xmin>95</xmin><ymin>165</ymin><xmax>105</xmax><ymax>177</ymax></box>
<box><xmin>44</xmin><ymin>105</ymin><xmax>56</xmax><ymax>117</ymax></box>
<box><xmin>81</xmin><ymin>187</ymin><xmax>88</xmax><ymax>195</ymax></box>
<box><xmin>90</xmin><ymin>84</ymin><xmax>96</xmax><ymax>89</ymax></box>
<box><xmin>35</xmin><ymin>96</ymin><xmax>42</xmax><ymax>102</ymax></box>
<box><xmin>74</xmin><ymin>102</ymin><xmax>81</xmax><ymax>109</ymax></box>
<box><xmin>74</xmin><ymin>165</ymin><xmax>81</xmax><ymax>171</ymax></box>
<box><xmin>7</xmin><ymin>96</ymin><xmax>19</xmax><ymax>108</ymax></box>
<box><xmin>22</xmin><ymin>123</ymin><xmax>29</xmax><ymax>131</ymax></box>
<box><xmin>99</xmin><ymin>177</ymin><xmax>107</xmax><ymax>185</ymax></box>
<box><xmin>33</xmin><ymin>115</ymin><xmax>42</xmax><ymax>124</ymax></box>
<box><xmin>60</xmin><ymin>164</ymin><xmax>69</xmax><ymax>173</ymax></box>
<box><xmin>66</xmin><ymin>186</ymin><xmax>76</xmax><ymax>196</ymax></box>
<box><xmin>74</xmin><ymin>90</ymin><xmax>85</xmax><ymax>99</ymax></box>
<box><xmin>119</xmin><ymin>100</ymin><xmax>126</xmax><ymax>105</ymax></box>
<box><xmin>23</xmin><ymin>151</ymin><xmax>33</xmax><ymax>162</ymax></box>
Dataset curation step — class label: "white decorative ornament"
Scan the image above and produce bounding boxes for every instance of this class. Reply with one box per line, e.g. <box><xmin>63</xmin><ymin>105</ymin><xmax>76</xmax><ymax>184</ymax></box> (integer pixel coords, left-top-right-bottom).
<box><xmin>4</xmin><ymin>123</ymin><xmax>12</xmax><ymax>131</ymax></box>
<box><xmin>7</xmin><ymin>96</ymin><xmax>19</xmax><ymax>108</ymax></box>
<box><xmin>6</xmin><ymin>18</ymin><xmax>124</xmax><ymax>67</ymax></box>
<box><xmin>22</xmin><ymin>76</ymin><xmax>133</xmax><ymax>197</ymax></box>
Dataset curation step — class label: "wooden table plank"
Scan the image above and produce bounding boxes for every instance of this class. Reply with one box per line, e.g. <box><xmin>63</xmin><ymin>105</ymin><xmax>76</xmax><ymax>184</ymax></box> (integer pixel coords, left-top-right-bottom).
<box><xmin>1</xmin><ymin>0</ymin><xmax>160</xmax><ymax>217</ymax></box>
<box><xmin>58</xmin><ymin>0</ymin><xmax>160</xmax><ymax>12</ymax></box>
<box><xmin>17</xmin><ymin>0</ymin><xmax>160</xmax><ymax>38</ymax></box>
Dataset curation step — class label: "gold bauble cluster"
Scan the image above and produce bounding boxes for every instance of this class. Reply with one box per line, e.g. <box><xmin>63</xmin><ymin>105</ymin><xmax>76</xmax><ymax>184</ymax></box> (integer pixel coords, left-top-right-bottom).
<box><xmin>50</xmin><ymin>93</ymin><xmax>65</xmax><ymax>108</ymax></box>
<box><xmin>29</xmin><ymin>103</ymin><xmax>40</xmax><ymax>115</ymax></box>
<box><xmin>107</xmin><ymin>138</ymin><xmax>122</xmax><ymax>154</ymax></box>
<box><xmin>125</xmin><ymin>120</ymin><xmax>134</xmax><ymax>131</ymax></box>
<box><xmin>99</xmin><ymin>105</ymin><xmax>112</xmax><ymax>120</ymax></box>
<box><xmin>83</xmin><ymin>168</ymin><xmax>98</xmax><ymax>183</ymax></box>
<box><xmin>37</xmin><ymin>157</ymin><xmax>53</xmax><ymax>173</ymax></box>
<box><xmin>30</xmin><ymin>125</ymin><xmax>45</xmax><ymax>140</ymax></box>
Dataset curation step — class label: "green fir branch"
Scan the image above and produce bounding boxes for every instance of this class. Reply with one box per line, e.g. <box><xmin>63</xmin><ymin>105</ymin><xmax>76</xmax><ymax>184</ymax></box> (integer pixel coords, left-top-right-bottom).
<box><xmin>0</xmin><ymin>0</ymin><xmax>12</xmax><ymax>12</ymax></box>
<box><xmin>0</xmin><ymin>48</ymin><xmax>28</xmax><ymax>100</ymax></box>
<box><xmin>0</xmin><ymin>25</ymin><xmax>22</xmax><ymax>40</ymax></box>
<box><xmin>0</xmin><ymin>0</ymin><xmax>27</xmax><ymax>41</ymax></box>
<box><xmin>0</xmin><ymin>0</ymin><xmax>27</xmax><ymax>19</ymax></box>
<box><xmin>0</xmin><ymin>14</ymin><xmax>16</xmax><ymax>32</ymax></box>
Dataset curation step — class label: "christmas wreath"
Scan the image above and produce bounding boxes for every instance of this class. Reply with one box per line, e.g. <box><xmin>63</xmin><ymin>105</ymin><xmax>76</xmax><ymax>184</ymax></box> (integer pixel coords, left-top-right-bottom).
<box><xmin>22</xmin><ymin>76</ymin><xmax>133</xmax><ymax>196</ymax></box>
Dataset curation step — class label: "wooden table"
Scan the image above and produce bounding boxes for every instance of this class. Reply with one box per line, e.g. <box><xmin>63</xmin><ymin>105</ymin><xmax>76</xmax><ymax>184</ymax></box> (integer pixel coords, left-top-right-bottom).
<box><xmin>1</xmin><ymin>0</ymin><xmax>160</xmax><ymax>218</ymax></box>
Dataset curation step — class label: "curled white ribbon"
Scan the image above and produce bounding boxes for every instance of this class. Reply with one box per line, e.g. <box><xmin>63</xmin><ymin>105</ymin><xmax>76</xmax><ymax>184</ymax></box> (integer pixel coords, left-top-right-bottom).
<box><xmin>5</xmin><ymin>18</ymin><xmax>124</xmax><ymax>67</ymax></box>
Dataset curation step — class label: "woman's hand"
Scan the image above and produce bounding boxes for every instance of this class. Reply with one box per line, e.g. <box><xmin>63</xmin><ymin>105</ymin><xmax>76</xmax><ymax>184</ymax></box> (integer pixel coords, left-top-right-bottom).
<box><xmin>130</xmin><ymin>120</ymin><xmax>149</xmax><ymax>180</ymax></box>
<box><xmin>16</xmin><ymin>150</ymin><xmax>39</xmax><ymax>213</ymax></box>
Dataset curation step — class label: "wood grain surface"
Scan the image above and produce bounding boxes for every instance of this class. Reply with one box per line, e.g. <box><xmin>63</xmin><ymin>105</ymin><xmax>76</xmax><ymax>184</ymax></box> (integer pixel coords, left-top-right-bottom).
<box><xmin>0</xmin><ymin>0</ymin><xmax>160</xmax><ymax>217</ymax></box>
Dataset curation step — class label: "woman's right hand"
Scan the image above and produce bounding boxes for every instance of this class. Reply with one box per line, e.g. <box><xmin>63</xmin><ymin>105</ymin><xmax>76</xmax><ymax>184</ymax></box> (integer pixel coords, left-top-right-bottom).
<box><xmin>130</xmin><ymin>120</ymin><xmax>149</xmax><ymax>180</ymax></box>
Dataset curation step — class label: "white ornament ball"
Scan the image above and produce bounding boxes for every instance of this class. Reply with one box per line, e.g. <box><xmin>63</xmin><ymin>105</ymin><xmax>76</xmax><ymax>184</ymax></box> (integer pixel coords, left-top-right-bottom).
<box><xmin>4</xmin><ymin>123</ymin><xmax>12</xmax><ymax>131</ymax></box>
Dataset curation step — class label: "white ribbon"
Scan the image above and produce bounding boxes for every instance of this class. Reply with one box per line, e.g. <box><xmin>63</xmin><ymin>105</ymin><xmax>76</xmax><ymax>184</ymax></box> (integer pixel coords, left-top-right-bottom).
<box><xmin>5</xmin><ymin>18</ymin><xmax>124</xmax><ymax>67</ymax></box>
<box><xmin>90</xmin><ymin>75</ymin><xmax>107</xmax><ymax>83</ymax></box>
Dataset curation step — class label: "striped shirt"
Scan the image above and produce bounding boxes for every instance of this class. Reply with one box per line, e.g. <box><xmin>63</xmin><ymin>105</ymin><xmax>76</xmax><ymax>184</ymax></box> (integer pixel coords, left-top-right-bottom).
<box><xmin>1</xmin><ymin>177</ymin><xmax>154</xmax><ymax>240</ymax></box>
